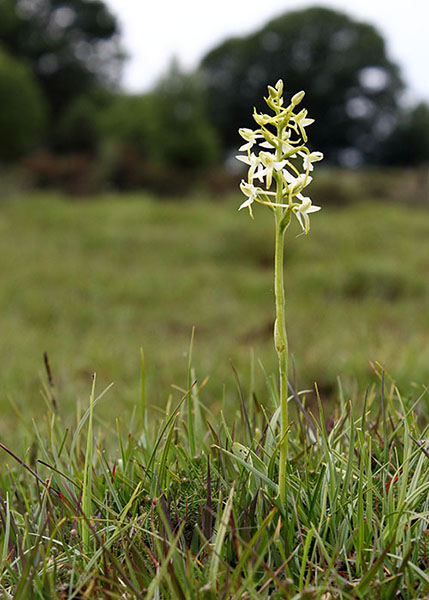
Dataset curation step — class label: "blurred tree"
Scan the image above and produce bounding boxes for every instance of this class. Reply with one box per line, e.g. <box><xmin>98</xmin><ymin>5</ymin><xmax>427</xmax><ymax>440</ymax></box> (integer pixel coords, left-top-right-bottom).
<box><xmin>101</xmin><ymin>61</ymin><xmax>220</xmax><ymax>170</ymax></box>
<box><xmin>149</xmin><ymin>61</ymin><xmax>220</xmax><ymax>169</ymax></box>
<box><xmin>200</xmin><ymin>7</ymin><xmax>404</xmax><ymax>165</ymax></box>
<box><xmin>99</xmin><ymin>62</ymin><xmax>221</xmax><ymax>192</ymax></box>
<box><xmin>100</xmin><ymin>94</ymin><xmax>159</xmax><ymax>159</ymax></box>
<box><xmin>0</xmin><ymin>0</ymin><xmax>123</xmax><ymax>134</ymax></box>
<box><xmin>381</xmin><ymin>102</ymin><xmax>429</xmax><ymax>165</ymax></box>
<box><xmin>0</xmin><ymin>47</ymin><xmax>46</xmax><ymax>160</ymax></box>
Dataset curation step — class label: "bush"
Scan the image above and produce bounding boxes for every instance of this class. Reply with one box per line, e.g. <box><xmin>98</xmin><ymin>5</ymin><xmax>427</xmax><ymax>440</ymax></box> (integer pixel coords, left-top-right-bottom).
<box><xmin>23</xmin><ymin>150</ymin><xmax>97</xmax><ymax>195</ymax></box>
<box><xmin>99</xmin><ymin>94</ymin><xmax>158</xmax><ymax>158</ymax></box>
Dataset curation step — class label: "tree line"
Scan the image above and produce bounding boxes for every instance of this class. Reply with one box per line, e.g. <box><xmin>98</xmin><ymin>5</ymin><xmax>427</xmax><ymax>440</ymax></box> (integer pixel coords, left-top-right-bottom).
<box><xmin>0</xmin><ymin>1</ymin><xmax>428</xmax><ymax>194</ymax></box>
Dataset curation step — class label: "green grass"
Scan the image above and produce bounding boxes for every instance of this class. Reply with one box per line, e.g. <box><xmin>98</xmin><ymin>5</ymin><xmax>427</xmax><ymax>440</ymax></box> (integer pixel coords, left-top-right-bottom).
<box><xmin>0</xmin><ymin>363</ymin><xmax>428</xmax><ymax>598</ymax></box>
<box><xmin>0</xmin><ymin>188</ymin><xmax>428</xmax><ymax>597</ymax></box>
<box><xmin>0</xmin><ymin>191</ymin><xmax>428</xmax><ymax>448</ymax></box>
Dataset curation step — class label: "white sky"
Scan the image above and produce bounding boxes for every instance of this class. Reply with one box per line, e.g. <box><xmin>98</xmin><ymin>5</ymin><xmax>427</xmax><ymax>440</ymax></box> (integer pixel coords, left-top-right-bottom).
<box><xmin>105</xmin><ymin>0</ymin><xmax>429</xmax><ymax>103</ymax></box>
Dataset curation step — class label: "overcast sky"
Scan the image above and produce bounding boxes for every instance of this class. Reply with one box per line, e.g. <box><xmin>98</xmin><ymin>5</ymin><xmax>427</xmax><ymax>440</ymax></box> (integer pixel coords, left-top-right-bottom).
<box><xmin>105</xmin><ymin>0</ymin><xmax>429</xmax><ymax>103</ymax></box>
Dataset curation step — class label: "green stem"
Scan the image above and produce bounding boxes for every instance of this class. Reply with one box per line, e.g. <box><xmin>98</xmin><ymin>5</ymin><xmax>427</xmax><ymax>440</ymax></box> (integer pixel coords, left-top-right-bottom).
<box><xmin>273</xmin><ymin>110</ymin><xmax>290</xmax><ymax>505</ymax></box>
<box><xmin>274</xmin><ymin>206</ymin><xmax>289</xmax><ymax>505</ymax></box>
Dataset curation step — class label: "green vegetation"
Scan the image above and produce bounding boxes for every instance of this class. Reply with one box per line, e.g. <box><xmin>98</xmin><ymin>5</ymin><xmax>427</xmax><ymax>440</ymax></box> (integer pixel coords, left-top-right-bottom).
<box><xmin>0</xmin><ymin>190</ymin><xmax>428</xmax><ymax>597</ymax></box>
<box><xmin>0</xmin><ymin>349</ymin><xmax>427</xmax><ymax>597</ymax></box>
<box><xmin>99</xmin><ymin>62</ymin><xmax>220</xmax><ymax>194</ymax></box>
<box><xmin>0</xmin><ymin>48</ymin><xmax>46</xmax><ymax>159</ymax></box>
<box><xmin>1</xmin><ymin>4</ymin><xmax>427</xmax><ymax>596</ymax></box>
<box><xmin>0</xmin><ymin>190</ymin><xmax>428</xmax><ymax>449</ymax></box>
<box><xmin>2</xmin><ymin>2</ymin><xmax>429</xmax><ymax>184</ymax></box>
<box><xmin>0</xmin><ymin>0</ymin><xmax>122</xmax><ymax>149</ymax></box>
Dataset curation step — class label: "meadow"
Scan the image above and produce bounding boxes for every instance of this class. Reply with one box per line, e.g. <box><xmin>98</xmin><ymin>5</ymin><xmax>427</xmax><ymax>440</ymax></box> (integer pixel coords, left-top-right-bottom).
<box><xmin>0</xmin><ymin>181</ymin><xmax>428</xmax><ymax>598</ymax></box>
<box><xmin>0</xmin><ymin>186</ymin><xmax>428</xmax><ymax>444</ymax></box>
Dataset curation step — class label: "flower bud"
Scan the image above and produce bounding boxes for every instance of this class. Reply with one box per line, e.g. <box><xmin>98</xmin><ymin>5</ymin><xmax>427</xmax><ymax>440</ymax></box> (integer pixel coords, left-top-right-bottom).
<box><xmin>268</xmin><ymin>85</ymin><xmax>278</xmax><ymax>99</ymax></box>
<box><xmin>253</xmin><ymin>111</ymin><xmax>271</xmax><ymax>125</ymax></box>
<box><xmin>239</xmin><ymin>128</ymin><xmax>254</xmax><ymax>140</ymax></box>
<box><xmin>291</xmin><ymin>90</ymin><xmax>305</xmax><ymax>105</ymax></box>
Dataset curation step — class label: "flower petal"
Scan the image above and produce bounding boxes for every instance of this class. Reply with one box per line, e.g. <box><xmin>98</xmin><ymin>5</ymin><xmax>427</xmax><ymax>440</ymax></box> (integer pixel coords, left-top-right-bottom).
<box><xmin>239</xmin><ymin>197</ymin><xmax>253</xmax><ymax>210</ymax></box>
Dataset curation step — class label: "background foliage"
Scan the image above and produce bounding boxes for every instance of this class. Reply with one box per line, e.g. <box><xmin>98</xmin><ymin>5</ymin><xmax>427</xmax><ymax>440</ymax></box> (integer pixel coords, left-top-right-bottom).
<box><xmin>0</xmin><ymin>47</ymin><xmax>46</xmax><ymax>159</ymax></box>
<box><xmin>201</xmin><ymin>6</ymin><xmax>404</xmax><ymax>166</ymax></box>
<box><xmin>0</xmin><ymin>1</ymin><xmax>428</xmax><ymax>192</ymax></box>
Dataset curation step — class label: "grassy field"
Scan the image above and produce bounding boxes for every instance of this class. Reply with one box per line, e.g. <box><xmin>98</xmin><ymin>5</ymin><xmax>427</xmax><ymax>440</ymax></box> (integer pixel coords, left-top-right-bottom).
<box><xmin>0</xmin><ymin>189</ymin><xmax>428</xmax><ymax>449</ymax></box>
<box><xmin>0</xmin><ymin>186</ymin><xmax>428</xmax><ymax>598</ymax></box>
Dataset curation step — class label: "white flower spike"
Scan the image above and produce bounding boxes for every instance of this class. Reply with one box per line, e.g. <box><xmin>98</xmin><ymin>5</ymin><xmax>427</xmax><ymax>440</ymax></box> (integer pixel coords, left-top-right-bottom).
<box><xmin>236</xmin><ymin>79</ymin><xmax>322</xmax><ymax>233</ymax></box>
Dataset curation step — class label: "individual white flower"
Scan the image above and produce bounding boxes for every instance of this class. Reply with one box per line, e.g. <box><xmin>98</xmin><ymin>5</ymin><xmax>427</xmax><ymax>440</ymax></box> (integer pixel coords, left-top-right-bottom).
<box><xmin>259</xmin><ymin>152</ymin><xmax>287</xmax><ymax>188</ymax></box>
<box><xmin>299</xmin><ymin>151</ymin><xmax>324</xmax><ymax>172</ymax></box>
<box><xmin>290</xmin><ymin>174</ymin><xmax>308</xmax><ymax>193</ymax></box>
<box><xmin>292</xmin><ymin>109</ymin><xmax>314</xmax><ymax>141</ymax></box>
<box><xmin>239</xmin><ymin>180</ymin><xmax>260</xmax><ymax>216</ymax></box>
<box><xmin>282</xmin><ymin>170</ymin><xmax>313</xmax><ymax>194</ymax></box>
<box><xmin>293</xmin><ymin>197</ymin><xmax>321</xmax><ymax>233</ymax></box>
<box><xmin>238</xmin><ymin>128</ymin><xmax>263</xmax><ymax>151</ymax></box>
<box><xmin>282</xmin><ymin>168</ymin><xmax>297</xmax><ymax>186</ymax></box>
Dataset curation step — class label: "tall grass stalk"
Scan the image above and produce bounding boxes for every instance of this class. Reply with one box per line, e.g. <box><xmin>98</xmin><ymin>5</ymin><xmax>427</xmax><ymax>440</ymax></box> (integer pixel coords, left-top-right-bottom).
<box><xmin>140</xmin><ymin>347</ymin><xmax>147</xmax><ymax>436</ymax></box>
<box><xmin>187</xmin><ymin>326</ymin><xmax>196</xmax><ymax>457</ymax></box>
<box><xmin>81</xmin><ymin>373</ymin><xmax>96</xmax><ymax>553</ymax></box>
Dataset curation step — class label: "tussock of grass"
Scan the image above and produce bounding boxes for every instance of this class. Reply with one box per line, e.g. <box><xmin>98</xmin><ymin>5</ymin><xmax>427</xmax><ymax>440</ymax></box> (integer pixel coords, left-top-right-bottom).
<box><xmin>0</xmin><ymin>357</ymin><xmax>428</xmax><ymax>599</ymax></box>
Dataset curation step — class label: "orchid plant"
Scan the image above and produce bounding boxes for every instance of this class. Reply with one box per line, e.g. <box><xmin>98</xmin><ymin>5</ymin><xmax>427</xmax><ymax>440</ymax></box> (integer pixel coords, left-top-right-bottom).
<box><xmin>236</xmin><ymin>79</ymin><xmax>323</xmax><ymax>504</ymax></box>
